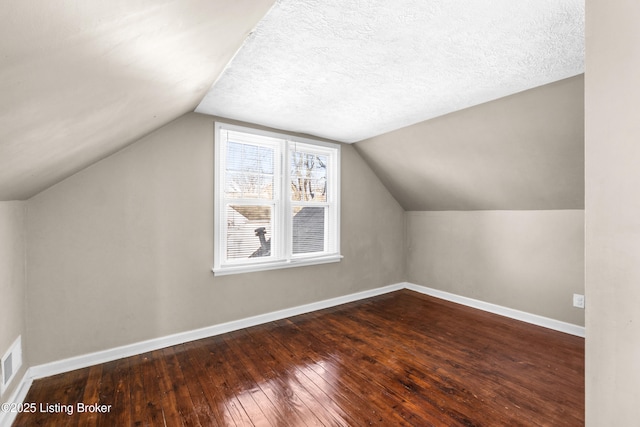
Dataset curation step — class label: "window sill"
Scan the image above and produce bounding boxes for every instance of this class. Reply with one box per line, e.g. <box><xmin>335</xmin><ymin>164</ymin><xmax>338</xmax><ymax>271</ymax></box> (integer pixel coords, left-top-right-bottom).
<box><xmin>212</xmin><ymin>254</ymin><xmax>343</xmax><ymax>277</ymax></box>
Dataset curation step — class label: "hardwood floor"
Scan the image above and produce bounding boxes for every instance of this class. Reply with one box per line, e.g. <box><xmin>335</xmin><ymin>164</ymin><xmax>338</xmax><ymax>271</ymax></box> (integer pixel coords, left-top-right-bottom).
<box><xmin>12</xmin><ymin>290</ymin><xmax>584</xmax><ymax>426</ymax></box>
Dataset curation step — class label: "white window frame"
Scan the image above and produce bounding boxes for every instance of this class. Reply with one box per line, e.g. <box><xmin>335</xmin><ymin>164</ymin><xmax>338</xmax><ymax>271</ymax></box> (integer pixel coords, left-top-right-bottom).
<box><xmin>213</xmin><ymin>122</ymin><xmax>341</xmax><ymax>276</ymax></box>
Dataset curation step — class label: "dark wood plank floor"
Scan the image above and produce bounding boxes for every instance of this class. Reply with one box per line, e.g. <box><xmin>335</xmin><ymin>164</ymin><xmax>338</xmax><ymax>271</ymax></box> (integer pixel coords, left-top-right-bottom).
<box><xmin>13</xmin><ymin>290</ymin><xmax>584</xmax><ymax>426</ymax></box>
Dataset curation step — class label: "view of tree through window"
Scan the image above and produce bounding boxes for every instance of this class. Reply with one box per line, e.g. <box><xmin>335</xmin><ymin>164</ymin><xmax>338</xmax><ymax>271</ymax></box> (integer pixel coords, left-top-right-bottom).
<box><xmin>214</xmin><ymin>123</ymin><xmax>340</xmax><ymax>275</ymax></box>
<box><xmin>290</xmin><ymin>148</ymin><xmax>328</xmax><ymax>254</ymax></box>
<box><xmin>225</xmin><ymin>144</ymin><xmax>329</xmax><ymax>258</ymax></box>
<box><xmin>290</xmin><ymin>150</ymin><xmax>327</xmax><ymax>202</ymax></box>
<box><xmin>225</xmin><ymin>141</ymin><xmax>274</xmax><ymax>200</ymax></box>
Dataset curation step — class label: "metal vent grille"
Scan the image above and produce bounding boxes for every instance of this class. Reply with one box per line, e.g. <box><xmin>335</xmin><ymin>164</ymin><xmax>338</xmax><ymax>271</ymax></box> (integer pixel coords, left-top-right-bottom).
<box><xmin>2</xmin><ymin>352</ymin><xmax>12</xmax><ymax>386</ymax></box>
<box><xmin>1</xmin><ymin>336</ymin><xmax>22</xmax><ymax>393</ymax></box>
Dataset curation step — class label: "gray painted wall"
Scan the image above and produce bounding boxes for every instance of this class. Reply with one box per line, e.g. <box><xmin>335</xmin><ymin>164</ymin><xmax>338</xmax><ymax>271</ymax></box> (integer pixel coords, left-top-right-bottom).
<box><xmin>0</xmin><ymin>201</ymin><xmax>27</xmax><ymax>403</ymax></box>
<box><xmin>585</xmin><ymin>0</ymin><xmax>640</xmax><ymax>423</ymax></box>
<box><xmin>354</xmin><ymin>76</ymin><xmax>585</xmax><ymax>329</ymax></box>
<box><xmin>406</xmin><ymin>210</ymin><xmax>584</xmax><ymax>325</ymax></box>
<box><xmin>25</xmin><ymin>112</ymin><xmax>405</xmax><ymax>366</ymax></box>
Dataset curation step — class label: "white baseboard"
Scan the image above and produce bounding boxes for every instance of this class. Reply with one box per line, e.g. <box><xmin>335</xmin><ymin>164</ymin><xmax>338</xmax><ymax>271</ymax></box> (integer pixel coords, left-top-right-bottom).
<box><xmin>403</xmin><ymin>282</ymin><xmax>586</xmax><ymax>338</ymax></box>
<box><xmin>29</xmin><ymin>283</ymin><xmax>404</xmax><ymax>381</ymax></box>
<box><xmin>1</xmin><ymin>281</ymin><xmax>583</xmax><ymax>424</ymax></box>
<box><xmin>0</xmin><ymin>373</ymin><xmax>33</xmax><ymax>427</ymax></box>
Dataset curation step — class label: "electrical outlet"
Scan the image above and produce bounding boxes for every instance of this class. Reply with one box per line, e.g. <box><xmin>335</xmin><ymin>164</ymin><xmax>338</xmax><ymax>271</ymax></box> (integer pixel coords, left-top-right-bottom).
<box><xmin>573</xmin><ymin>294</ymin><xmax>585</xmax><ymax>309</ymax></box>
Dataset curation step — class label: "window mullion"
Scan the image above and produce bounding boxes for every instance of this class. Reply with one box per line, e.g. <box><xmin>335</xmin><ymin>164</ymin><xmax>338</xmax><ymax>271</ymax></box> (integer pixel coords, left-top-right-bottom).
<box><xmin>282</xmin><ymin>140</ymin><xmax>292</xmax><ymax>261</ymax></box>
<box><xmin>269</xmin><ymin>138</ymin><xmax>284</xmax><ymax>262</ymax></box>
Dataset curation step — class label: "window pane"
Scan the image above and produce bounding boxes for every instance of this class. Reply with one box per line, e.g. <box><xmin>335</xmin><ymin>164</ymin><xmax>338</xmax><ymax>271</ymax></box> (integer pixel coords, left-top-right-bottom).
<box><xmin>227</xmin><ymin>141</ymin><xmax>274</xmax><ymax>174</ymax></box>
<box><xmin>226</xmin><ymin>205</ymin><xmax>272</xmax><ymax>260</ymax></box>
<box><xmin>225</xmin><ymin>172</ymin><xmax>274</xmax><ymax>199</ymax></box>
<box><xmin>292</xmin><ymin>206</ymin><xmax>325</xmax><ymax>254</ymax></box>
<box><xmin>226</xmin><ymin>141</ymin><xmax>274</xmax><ymax>199</ymax></box>
<box><xmin>290</xmin><ymin>151</ymin><xmax>328</xmax><ymax>202</ymax></box>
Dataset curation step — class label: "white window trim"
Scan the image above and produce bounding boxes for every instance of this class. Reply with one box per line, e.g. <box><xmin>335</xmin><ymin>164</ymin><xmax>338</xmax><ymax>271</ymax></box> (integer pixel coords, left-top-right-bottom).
<box><xmin>213</xmin><ymin>122</ymin><xmax>341</xmax><ymax>276</ymax></box>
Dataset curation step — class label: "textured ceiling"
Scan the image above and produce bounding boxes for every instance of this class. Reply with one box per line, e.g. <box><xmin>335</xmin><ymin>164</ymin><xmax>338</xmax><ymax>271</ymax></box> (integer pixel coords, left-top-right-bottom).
<box><xmin>196</xmin><ymin>0</ymin><xmax>584</xmax><ymax>143</ymax></box>
<box><xmin>0</xmin><ymin>0</ymin><xmax>275</xmax><ymax>200</ymax></box>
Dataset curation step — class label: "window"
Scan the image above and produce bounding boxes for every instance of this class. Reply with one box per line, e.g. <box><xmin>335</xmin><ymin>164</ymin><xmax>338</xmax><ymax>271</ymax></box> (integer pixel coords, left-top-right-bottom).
<box><xmin>213</xmin><ymin>122</ymin><xmax>341</xmax><ymax>275</ymax></box>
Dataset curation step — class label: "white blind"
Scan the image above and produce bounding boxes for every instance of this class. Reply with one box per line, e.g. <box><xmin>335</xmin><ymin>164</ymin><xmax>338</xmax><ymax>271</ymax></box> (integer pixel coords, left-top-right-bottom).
<box><xmin>223</xmin><ymin>130</ymin><xmax>278</xmax><ymax>262</ymax></box>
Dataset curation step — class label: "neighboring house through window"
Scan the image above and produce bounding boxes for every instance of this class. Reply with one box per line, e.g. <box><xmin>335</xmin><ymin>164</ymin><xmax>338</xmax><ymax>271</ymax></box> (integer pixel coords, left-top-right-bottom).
<box><xmin>213</xmin><ymin>122</ymin><xmax>341</xmax><ymax>275</ymax></box>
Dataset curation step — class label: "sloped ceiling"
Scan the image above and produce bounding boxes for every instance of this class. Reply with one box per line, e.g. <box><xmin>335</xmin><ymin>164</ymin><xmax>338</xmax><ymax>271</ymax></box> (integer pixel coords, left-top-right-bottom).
<box><xmin>196</xmin><ymin>0</ymin><xmax>584</xmax><ymax>143</ymax></box>
<box><xmin>0</xmin><ymin>0</ymin><xmax>275</xmax><ymax>201</ymax></box>
<box><xmin>1</xmin><ymin>0</ymin><xmax>584</xmax><ymax>202</ymax></box>
<box><xmin>355</xmin><ymin>75</ymin><xmax>585</xmax><ymax>210</ymax></box>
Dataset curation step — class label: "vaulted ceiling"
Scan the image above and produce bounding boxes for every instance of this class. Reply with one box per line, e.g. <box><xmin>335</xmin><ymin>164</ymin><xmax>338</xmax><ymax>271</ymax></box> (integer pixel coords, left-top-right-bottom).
<box><xmin>0</xmin><ymin>0</ymin><xmax>275</xmax><ymax>200</ymax></box>
<box><xmin>0</xmin><ymin>0</ymin><xmax>584</xmax><ymax>201</ymax></box>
